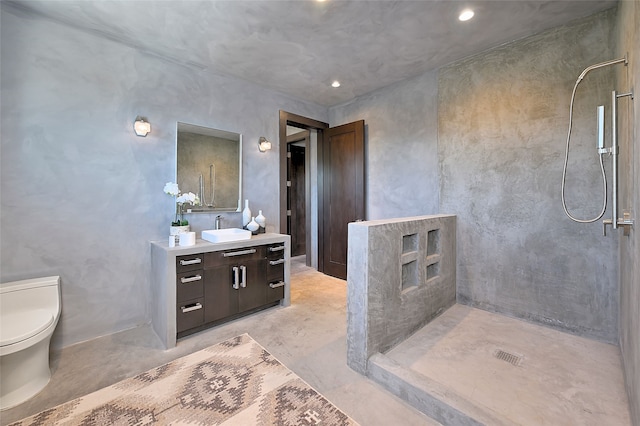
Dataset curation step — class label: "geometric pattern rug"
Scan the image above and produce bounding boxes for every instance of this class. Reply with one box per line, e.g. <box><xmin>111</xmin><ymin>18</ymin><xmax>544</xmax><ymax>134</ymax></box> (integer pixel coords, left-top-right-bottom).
<box><xmin>9</xmin><ymin>334</ymin><xmax>359</xmax><ymax>426</ymax></box>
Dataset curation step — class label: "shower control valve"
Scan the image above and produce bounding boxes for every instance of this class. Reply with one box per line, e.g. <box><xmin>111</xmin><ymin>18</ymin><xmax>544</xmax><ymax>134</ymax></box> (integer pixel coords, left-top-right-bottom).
<box><xmin>603</xmin><ymin>214</ymin><xmax>634</xmax><ymax>237</ymax></box>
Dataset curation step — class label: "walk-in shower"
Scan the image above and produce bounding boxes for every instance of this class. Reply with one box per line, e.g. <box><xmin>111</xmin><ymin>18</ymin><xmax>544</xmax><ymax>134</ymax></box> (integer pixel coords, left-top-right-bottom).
<box><xmin>561</xmin><ymin>56</ymin><xmax>634</xmax><ymax>235</ymax></box>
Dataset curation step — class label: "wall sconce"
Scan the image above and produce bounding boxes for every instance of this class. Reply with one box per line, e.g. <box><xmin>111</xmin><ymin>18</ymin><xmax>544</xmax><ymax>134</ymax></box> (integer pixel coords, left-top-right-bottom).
<box><xmin>133</xmin><ymin>116</ymin><xmax>151</xmax><ymax>137</ymax></box>
<box><xmin>258</xmin><ymin>136</ymin><xmax>272</xmax><ymax>152</ymax></box>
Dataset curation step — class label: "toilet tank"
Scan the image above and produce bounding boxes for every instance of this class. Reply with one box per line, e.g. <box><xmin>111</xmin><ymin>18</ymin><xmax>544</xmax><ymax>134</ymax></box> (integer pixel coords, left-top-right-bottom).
<box><xmin>0</xmin><ymin>276</ymin><xmax>60</xmax><ymax>316</ymax></box>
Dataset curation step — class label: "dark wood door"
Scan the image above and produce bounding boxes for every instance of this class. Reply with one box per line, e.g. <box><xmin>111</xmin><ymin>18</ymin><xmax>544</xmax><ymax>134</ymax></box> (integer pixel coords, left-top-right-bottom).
<box><xmin>288</xmin><ymin>144</ymin><xmax>306</xmax><ymax>256</ymax></box>
<box><xmin>320</xmin><ymin>120</ymin><xmax>365</xmax><ymax>280</ymax></box>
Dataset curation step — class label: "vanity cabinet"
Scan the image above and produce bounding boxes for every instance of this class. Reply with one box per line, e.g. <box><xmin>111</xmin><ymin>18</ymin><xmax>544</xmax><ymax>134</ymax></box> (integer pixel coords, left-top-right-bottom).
<box><xmin>151</xmin><ymin>233</ymin><xmax>291</xmax><ymax>349</ymax></box>
<box><xmin>203</xmin><ymin>246</ymin><xmax>267</xmax><ymax>323</ymax></box>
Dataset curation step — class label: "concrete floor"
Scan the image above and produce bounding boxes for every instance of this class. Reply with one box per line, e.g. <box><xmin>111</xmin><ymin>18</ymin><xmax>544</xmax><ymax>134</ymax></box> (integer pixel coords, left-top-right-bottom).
<box><xmin>0</xmin><ymin>257</ymin><xmax>436</xmax><ymax>426</ymax></box>
<box><xmin>2</xmin><ymin>258</ymin><xmax>632</xmax><ymax>425</ymax></box>
<box><xmin>386</xmin><ymin>304</ymin><xmax>632</xmax><ymax>425</ymax></box>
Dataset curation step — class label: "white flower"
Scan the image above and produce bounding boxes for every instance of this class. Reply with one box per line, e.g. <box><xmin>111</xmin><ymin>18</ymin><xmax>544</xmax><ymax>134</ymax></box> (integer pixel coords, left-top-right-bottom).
<box><xmin>176</xmin><ymin>192</ymin><xmax>199</xmax><ymax>205</ymax></box>
<box><xmin>163</xmin><ymin>182</ymin><xmax>180</xmax><ymax>196</ymax></box>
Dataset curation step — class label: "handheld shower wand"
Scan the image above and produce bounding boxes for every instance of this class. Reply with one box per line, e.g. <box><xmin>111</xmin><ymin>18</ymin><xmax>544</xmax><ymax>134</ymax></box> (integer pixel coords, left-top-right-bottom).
<box><xmin>561</xmin><ymin>56</ymin><xmax>627</xmax><ymax>224</ymax></box>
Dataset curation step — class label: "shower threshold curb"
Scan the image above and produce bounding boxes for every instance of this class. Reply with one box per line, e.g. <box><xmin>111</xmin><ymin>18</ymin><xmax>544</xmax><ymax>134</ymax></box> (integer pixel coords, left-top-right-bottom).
<box><xmin>367</xmin><ymin>353</ymin><xmax>512</xmax><ymax>426</ymax></box>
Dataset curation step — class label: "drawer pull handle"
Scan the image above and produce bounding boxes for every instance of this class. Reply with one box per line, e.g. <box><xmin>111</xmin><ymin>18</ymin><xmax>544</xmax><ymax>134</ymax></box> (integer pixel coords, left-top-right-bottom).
<box><xmin>223</xmin><ymin>248</ymin><xmax>257</xmax><ymax>257</ymax></box>
<box><xmin>179</xmin><ymin>258</ymin><xmax>202</xmax><ymax>266</ymax></box>
<box><xmin>181</xmin><ymin>303</ymin><xmax>202</xmax><ymax>313</ymax></box>
<box><xmin>269</xmin><ymin>281</ymin><xmax>286</xmax><ymax>289</ymax></box>
<box><xmin>269</xmin><ymin>259</ymin><xmax>285</xmax><ymax>266</ymax></box>
<box><xmin>180</xmin><ymin>274</ymin><xmax>202</xmax><ymax>284</ymax></box>
<box><xmin>269</xmin><ymin>245</ymin><xmax>285</xmax><ymax>252</ymax></box>
<box><xmin>240</xmin><ymin>265</ymin><xmax>247</xmax><ymax>288</ymax></box>
<box><xmin>232</xmin><ymin>266</ymin><xmax>240</xmax><ymax>290</ymax></box>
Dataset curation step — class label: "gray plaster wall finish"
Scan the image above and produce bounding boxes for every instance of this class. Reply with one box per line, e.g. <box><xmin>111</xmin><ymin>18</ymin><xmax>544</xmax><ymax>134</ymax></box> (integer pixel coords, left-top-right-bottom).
<box><xmin>438</xmin><ymin>9</ymin><xmax>619</xmax><ymax>343</ymax></box>
<box><xmin>615</xmin><ymin>1</ymin><xmax>640</xmax><ymax>423</ymax></box>
<box><xmin>347</xmin><ymin>215</ymin><xmax>456</xmax><ymax>374</ymax></box>
<box><xmin>329</xmin><ymin>70</ymin><xmax>440</xmax><ymax>220</ymax></box>
<box><xmin>0</xmin><ymin>7</ymin><xmax>327</xmax><ymax>350</ymax></box>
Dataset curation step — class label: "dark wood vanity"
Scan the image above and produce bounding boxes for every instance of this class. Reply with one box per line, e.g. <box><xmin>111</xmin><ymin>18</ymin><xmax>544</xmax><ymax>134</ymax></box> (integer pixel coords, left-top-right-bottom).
<box><xmin>151</xmin><ymin>233</ymin><xmax>290</xmax><ymax>348</ymax></box>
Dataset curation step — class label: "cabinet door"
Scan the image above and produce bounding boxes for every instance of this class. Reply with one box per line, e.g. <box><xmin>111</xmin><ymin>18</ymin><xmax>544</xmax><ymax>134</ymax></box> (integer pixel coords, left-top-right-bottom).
<box><xmin>238</xmin><ymin>259</ymin><xmax>267</xmax><ymax>312</ymax></box>
<box><xmin>204</xmin><ymin>266</ymin><xmax>239</xmax><ymax>322</ymax></box>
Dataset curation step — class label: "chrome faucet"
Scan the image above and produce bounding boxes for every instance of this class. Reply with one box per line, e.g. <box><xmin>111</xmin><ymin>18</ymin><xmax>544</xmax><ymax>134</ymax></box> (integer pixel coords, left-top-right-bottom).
<box><xmin>215</xmin><ymin>215</ymin><xmax>222</xmax><ymax>230</ymax></box>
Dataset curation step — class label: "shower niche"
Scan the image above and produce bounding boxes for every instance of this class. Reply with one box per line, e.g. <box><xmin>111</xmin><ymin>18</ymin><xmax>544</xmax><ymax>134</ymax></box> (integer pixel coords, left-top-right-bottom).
<box><xmin>401</xmin><ymin>233</ymin><xmax>418</xmax><ymax>292</ymax></box>
<box><xmin>401</xmin><ymin>228</ymin><xmax>441</xmax><ymax>293</ymax></box>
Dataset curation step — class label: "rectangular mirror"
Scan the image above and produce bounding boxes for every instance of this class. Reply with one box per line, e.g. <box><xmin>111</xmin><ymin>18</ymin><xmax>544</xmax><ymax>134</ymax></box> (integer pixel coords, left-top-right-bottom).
<box><xmin>177</xmin><ymin>122</ymin><xmax>242</xmax><ymax>212</ymax></box>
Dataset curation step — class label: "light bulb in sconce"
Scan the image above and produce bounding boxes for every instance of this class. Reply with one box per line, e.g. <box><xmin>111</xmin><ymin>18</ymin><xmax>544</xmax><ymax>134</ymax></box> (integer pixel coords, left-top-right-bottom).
<box><xmin>258</xmin><ymin>136</ymin><xmax>272</xmax><ymax>152</ymax></box>
<box><xmin>134</xmin><ymin>116</ymin><xmax>151</xmax><ymax>137</ymax></box>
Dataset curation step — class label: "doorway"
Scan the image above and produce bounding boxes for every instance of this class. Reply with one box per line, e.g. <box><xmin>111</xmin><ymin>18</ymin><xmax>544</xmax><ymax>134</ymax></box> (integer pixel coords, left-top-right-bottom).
<box><xmin>279</xmin><ymin>111</ymin><xmax>364</xmax><ymax>280</ymax></box>
<box><xmin>287</xmin><ymin>130</ymin><xmax>310</xmax><ymax>257</ymax></box>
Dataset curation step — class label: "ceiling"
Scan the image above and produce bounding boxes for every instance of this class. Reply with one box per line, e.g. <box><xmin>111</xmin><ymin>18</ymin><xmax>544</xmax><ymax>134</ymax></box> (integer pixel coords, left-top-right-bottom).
<box><xmin>6</xmin><ymin>0</ymin><xmax>617</xmax><ymax>107</ymax></box>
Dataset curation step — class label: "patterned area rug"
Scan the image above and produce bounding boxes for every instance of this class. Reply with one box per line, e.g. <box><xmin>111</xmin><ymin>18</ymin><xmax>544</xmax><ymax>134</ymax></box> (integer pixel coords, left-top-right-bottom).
<box><xmin>10</xmin><ymin>334</ymin><xmax>358</xmax><ymax>425</ymax></box>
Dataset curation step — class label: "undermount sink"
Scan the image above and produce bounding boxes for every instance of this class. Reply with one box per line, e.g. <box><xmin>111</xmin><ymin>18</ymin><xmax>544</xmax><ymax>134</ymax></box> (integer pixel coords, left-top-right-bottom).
<box><xmin>201</xmin><ymin>228</ymin><xmax>252</xmax><ymax>243</ymax></box>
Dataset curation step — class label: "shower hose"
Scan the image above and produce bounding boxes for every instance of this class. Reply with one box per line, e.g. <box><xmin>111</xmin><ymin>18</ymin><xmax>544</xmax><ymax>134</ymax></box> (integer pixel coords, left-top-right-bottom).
<box><xmin>561</xmin><ymin>76</ymin><xmax>608</xmax><ymax>223</ymax></box>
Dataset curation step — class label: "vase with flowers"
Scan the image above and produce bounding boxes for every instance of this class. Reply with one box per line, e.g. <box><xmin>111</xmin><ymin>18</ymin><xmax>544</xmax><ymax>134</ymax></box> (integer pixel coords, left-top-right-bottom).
<box><xmin>164</xmin><ymin>182</ymin><xmax>200</xmax><ymax>236</ymax></box>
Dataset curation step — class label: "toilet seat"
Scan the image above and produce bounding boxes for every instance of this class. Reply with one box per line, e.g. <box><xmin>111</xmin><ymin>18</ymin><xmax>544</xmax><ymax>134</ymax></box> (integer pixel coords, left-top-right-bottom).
<box><xmin>0</xmin><ymin>309</ymin><xmax>54</xmax><ymax>347</ymax></box>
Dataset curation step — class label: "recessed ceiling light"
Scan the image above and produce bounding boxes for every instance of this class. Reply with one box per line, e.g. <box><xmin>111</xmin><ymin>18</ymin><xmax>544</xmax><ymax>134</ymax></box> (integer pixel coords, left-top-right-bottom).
<box><xmin>459</xmin><ymin>9</ymin><xmax>474</xmax><ymax>21</ymax></box>
<box><xmin>331</xmin><ymin>81</ymin><xmax>341</xmax><ymax>88</ymax></box>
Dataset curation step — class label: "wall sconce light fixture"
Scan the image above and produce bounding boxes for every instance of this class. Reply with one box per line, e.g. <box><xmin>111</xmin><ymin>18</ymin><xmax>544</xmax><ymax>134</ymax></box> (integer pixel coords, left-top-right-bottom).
<box><xmin>258</xmin><ymin>136</ymin><xmax>272</xmax><ymax>152</ymax></box>
<box><xmin>134</xmin><ymin>116</ymin><xmax>151</xmax><ymax>137</ymax></box>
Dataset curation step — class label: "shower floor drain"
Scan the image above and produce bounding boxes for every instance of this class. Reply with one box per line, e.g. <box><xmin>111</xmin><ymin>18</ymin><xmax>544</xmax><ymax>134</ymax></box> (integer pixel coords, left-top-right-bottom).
<box><xmin>494</xmin><ymin>349</ymin><xmax>523</xmax><ymax>366</ymax></box>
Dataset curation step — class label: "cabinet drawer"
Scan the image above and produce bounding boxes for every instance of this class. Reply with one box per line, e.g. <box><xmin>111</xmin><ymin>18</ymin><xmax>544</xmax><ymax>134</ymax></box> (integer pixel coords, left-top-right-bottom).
<box><xmin>205</xmin><ymin>246</ymin><xmax>265</xmax><ymax>267</ymax></box>
<box><xmin>266</xmin><ymin>279</ymin><xmax>285</xmax><ymax>304</ymax></box>
<box><xmin>176</xmin><ymin>298</ymin><xmax>204</xmax><ymax>333</ymax></box>
<box><xmin>176</xmin><ymin>271</ymin><xmax>204</xmax><ymax>302</ymax></box>
<box><xmin>266</xmin><ymin>243</ymin><xmax>286</xmax><ymax>260</ymax></box>
<box><xmin>267</xmin><ymin>258</ymin><xmax>285</xmax><ymax>281</ymax></box>
<box><xmin>176</xmin><ymin>254</ymin><xmax>204</xmax><ymax>273</ymax></box>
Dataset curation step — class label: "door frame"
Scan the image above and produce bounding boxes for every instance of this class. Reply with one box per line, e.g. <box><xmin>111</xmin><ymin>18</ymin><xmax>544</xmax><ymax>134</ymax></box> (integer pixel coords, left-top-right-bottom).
<box><xmin>287</xmin><ymin>131</ymin><xmax>309</xmax><ymax>257</ymax></box>
<box><xmin>279</xmin><ymin>110</ymin><xmax>329</xmax><ymax>269</ymax></box>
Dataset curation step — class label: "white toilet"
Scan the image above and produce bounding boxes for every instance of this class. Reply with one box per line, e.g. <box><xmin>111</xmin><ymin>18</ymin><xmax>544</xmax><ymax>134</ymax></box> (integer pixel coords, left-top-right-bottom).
<box><xmin>0</xmin><ymin>276</ymin><xmax>61</xmax><ymax>410</ymax></box>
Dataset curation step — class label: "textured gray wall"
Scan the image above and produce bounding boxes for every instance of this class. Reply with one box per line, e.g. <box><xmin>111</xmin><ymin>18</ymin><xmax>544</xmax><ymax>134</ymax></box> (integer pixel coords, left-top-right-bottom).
<box><xmin>347</xmin><ymin>215</ymin><xmax>456</xmax><ymax>374</ymax></box>
<box><xmin>616</xmin><ymin>1</ymin><xmax>640</xmax><ymax>423</ymax></box>
<box><xmin>438</xmin><ymin>10</ymin><xmax>619</xmax><ymax>342</ymax></box>
<box><xmin>0</xmin><ymin>7</ymin><xmax>327</xmax><ymax>349</ymax></box>
<box><xmin>329</xmin><ymin>71</ymin><xmax>440</xmax><ymax>220</ymax></box>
